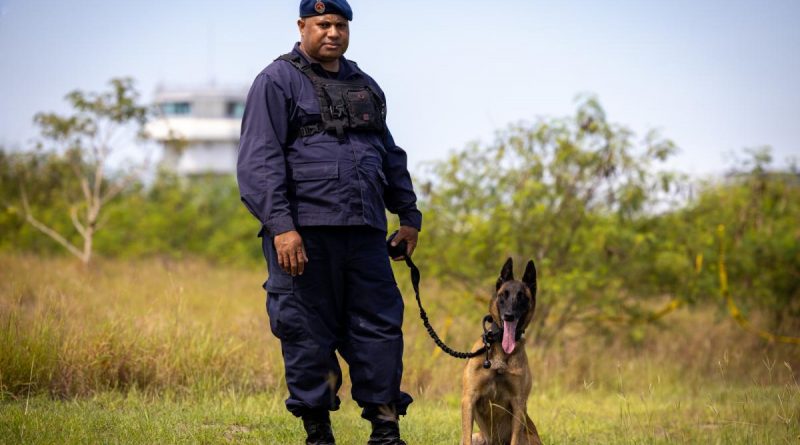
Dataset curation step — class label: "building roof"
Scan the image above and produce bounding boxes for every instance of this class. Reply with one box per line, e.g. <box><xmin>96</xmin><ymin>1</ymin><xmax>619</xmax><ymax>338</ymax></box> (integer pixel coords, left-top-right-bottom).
<box><xmin>146</xmin><ymin>117</ymin><xmax>241</xmax><ymax>142</ymax></box>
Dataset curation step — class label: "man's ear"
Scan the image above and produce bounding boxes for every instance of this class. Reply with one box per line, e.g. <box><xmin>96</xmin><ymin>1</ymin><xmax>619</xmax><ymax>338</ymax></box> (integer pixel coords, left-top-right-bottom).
<box><xmin>522</xmin><ymin>260</ymin><xmax>537</xmax><ymax>297</ymax></box>
<box><xmin>297</xmin><ymin>18</ymin><xmax>306</xmax><ymax>35</ymax></box>
<box><xmin>496</xmin><ymin>257</ymin><xmax>514</xmax><ymax>290</ymax></box>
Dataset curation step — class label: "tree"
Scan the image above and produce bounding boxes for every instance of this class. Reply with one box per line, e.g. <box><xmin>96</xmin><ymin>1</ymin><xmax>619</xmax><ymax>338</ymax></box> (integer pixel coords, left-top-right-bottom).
<box><xmin>414</xmin><ymin>96</ymin><xmax>682</xmax><ymax>347</ymax></box>
<box><xmin>19</xmin><ymin>78</ymin><xmax>149</xmax><ymax>266</ymax></box>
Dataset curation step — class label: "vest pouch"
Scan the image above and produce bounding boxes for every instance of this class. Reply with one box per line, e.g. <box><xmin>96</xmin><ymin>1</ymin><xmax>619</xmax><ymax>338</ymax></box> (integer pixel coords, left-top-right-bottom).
<box><xmin>345</xmin><ymin>88</ymin><xmax>384</xmax><ymax>132</ymax></box>
<box><xmin>320</xmin><ymin>86</ymin><xmax>349</xmax><ymax>139</ymax></box>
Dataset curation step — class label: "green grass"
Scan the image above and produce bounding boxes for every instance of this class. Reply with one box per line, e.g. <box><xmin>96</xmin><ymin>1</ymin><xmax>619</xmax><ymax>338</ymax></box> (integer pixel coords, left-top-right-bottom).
<box><xmin>1</xmin><ymin>382</ymin><xmax>797</xmax><ymax>444</ymax></box>
<box><xmin>1</xmin><ymin>254</ymin><xmax>798</xmax><ymax>444</ymax></box>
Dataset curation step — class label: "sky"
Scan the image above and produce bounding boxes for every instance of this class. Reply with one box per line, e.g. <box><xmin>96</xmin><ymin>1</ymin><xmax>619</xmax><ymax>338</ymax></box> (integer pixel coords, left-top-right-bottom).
<box><xmin>0</xmin><ymin>0</ymin><xmax>798</xmax><ymax>177</ymax></box>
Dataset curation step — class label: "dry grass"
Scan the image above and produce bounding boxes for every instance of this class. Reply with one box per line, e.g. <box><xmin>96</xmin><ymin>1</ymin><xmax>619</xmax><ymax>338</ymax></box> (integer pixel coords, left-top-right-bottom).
<box><xmin>1</xmin><ymin>254</ymin><xmax>798</xmax><ymax>443</ymax></box>
<box><xmin>1</xmin><ymin>254</ymin><xmax>279</xmax><ymax>397</ymax></box>
<box><xmin>2</xmin><ymin>253</ymin><xmax>797</xmax><ymax>398</ymax></box>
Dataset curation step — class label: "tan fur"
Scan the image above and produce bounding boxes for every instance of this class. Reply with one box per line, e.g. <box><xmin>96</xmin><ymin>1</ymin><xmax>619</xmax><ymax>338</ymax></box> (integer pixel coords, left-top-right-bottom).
<box><xmin>461</xmin><ymin>282</ymin><xmax>543</xmax><ymax>445</ymax></box>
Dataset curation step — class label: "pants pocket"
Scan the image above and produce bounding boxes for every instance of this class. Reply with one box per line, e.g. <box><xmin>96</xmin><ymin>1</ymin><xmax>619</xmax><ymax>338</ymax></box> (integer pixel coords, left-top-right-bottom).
<box><xmin>266</xmin><ymin>292</ymin><xmax>307</xmax><ymax>342</ymax></box>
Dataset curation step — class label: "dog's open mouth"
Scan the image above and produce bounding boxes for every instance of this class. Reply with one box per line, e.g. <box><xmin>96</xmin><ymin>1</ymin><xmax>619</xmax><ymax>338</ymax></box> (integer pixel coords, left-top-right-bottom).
<box><xmin>502</xmin><ymin>319</ymin><xmax>518</xmax><ymax>354</ymax></box>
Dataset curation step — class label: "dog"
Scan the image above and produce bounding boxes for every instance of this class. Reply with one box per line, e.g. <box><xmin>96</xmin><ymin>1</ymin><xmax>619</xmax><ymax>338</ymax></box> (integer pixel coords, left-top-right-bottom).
<box><xmin>461</xmin><ymin>258</ymin><xmax>543</xmax><ymax>445</ymax></box>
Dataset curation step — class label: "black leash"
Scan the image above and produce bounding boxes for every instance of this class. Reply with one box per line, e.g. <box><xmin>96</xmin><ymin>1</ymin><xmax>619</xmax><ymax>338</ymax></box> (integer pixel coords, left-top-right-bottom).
<box><xmin>387</xmin><ymin>231</ymin><xmax>497</xmax><ymax>368</ymax></box>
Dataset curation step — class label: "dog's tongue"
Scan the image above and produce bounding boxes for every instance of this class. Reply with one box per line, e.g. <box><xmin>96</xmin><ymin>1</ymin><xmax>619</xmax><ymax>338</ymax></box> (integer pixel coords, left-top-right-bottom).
<box><xmin>502</xmin><ymin>320</ymin><xmax>518</xmax><ymax>354</ymax></box>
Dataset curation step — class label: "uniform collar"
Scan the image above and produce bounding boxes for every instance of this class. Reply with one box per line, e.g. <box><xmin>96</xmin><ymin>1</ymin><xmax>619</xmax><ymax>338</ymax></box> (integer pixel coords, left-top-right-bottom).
<box><xmin>292</xmin><ymin>42</ymin><xmax>360</xmax><ymax>79</ymax></box>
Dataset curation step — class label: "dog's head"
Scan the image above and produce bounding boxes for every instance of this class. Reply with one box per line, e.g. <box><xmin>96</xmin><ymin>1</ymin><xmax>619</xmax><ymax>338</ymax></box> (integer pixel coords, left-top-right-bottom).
<box><xmin>490</xmin><ymin>257</ymin><xmax>537</xmax><ymax>354</ymax></box>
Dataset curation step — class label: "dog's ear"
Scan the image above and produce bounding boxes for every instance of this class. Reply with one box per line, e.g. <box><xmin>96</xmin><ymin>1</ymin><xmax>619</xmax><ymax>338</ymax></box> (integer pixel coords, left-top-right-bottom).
<box><xmin>522</xmin><ymin>260</ymin><xmax>537</xmax><ymax>297</ymax></box>
<box><xmin>497</xmin><ymin>257</ymin><xmax>514</xmax><ymax>290</ymax></box>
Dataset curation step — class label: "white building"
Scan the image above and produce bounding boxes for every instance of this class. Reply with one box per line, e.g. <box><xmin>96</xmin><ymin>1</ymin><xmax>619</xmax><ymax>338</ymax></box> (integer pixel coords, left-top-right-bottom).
<box><xmin>147</xmin><ymin>86</ymin><xmax>248</xmax><ymax>176</ymax></box>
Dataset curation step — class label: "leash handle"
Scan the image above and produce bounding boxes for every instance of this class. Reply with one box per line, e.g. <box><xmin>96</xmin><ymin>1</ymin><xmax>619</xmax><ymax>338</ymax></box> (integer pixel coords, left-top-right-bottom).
<box><xmin>386</xmin><ymin>230</ymin><xmax>408</xmax><ymax>259</ymax></box>
<box><xmin>387</xmin><ymin>231</ymin><xmax>486</xmax><ymax>360</ymax></box>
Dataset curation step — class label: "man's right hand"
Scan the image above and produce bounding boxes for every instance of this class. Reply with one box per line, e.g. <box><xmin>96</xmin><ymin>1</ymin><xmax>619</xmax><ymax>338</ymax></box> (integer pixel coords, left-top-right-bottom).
<box><xmin>273</xmin><ymin>230</ymin><xmax>308</xmax><ymax>276</ymax></box>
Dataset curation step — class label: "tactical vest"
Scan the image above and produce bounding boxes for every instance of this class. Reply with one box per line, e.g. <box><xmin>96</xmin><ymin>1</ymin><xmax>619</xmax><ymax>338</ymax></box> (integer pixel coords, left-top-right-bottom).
<box><xmin>277</xmin><ymin>53</ymin><xmax>386</xmax><ymax>142</ymax></box>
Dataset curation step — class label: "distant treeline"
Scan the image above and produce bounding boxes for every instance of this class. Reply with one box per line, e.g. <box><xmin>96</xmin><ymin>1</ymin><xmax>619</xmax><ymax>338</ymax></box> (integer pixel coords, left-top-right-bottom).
<box><xmin>2</xmin><ymin>97</ymin><xmax>798</xmax><ymax>343</ymax></box>
<box><xmin>0</xmin><ymin>155</ymin><xmax>260</xmax><ymax>265</ymax></box>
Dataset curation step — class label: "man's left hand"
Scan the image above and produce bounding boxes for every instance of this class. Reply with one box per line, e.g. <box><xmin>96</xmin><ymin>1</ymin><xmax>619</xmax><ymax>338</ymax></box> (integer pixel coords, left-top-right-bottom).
<box><xmin>390</xmin><ymin>225</ymin><xmax>418</xmax><ymax>261</ymax></box>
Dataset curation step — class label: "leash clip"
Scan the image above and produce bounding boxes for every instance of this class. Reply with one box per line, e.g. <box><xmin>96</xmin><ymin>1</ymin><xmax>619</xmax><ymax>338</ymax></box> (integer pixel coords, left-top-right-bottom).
<box><xmin>481</xmin><ymin>315</ymin><xmax>495</xmax><ymax>342</ymax></box>
<box><xmin>481</xmin><ymin>315</ymin><xmax>495</xmax><ymax>369</ymax></box>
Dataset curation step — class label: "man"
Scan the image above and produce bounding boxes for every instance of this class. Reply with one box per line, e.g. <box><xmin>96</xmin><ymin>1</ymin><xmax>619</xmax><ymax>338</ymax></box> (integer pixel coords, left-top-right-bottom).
<box><xmin>236</xmin><ymin>1</ymin><xmax>421</xmax><ymax>444</ymax></box>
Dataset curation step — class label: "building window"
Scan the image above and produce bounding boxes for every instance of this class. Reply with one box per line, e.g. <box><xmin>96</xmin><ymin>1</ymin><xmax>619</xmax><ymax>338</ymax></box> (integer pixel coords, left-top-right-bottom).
<box><xmin>226</xmin><ymin>101</ymin><xmax>245</xmax><ymax>118</ymax></box>
<box><xmin>160</xmin><ymin>102</ymin><xmax>192</xmax><ymax>116</ymax></box>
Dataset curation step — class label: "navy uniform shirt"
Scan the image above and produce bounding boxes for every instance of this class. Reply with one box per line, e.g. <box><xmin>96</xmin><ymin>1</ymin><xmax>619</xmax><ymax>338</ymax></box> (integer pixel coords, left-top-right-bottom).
<box><xmin>237</xmin><ymin>43</ymin><xmax>422</xmax><ymax>237</ymax></box>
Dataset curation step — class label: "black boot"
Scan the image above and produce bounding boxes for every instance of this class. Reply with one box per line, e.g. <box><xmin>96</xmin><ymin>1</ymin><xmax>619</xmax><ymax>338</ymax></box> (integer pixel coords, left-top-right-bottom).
<box><xmin>302</xmin><ymin>409</ymin><xmax>335</xmax><ymax>445</ymax></box>
<box><xmin>368</xmin><ymin>418</ymin><xmax>406</xmax><ymax>445</ymax></box>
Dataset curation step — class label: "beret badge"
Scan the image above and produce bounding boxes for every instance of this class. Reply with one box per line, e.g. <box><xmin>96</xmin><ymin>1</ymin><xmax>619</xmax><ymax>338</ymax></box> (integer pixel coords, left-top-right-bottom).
<box><xmin>314</xmin><ymin>1</ymin><xmax>326</xmax><ymax>14</ymax></box>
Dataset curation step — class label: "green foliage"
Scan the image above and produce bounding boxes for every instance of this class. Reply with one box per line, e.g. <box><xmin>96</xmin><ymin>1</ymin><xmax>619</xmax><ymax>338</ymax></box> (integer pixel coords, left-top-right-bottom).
<box><xmin>414</xmin><ymin>96</ymin><xmax>683</xmax><ymax>345</ymax></box>
<box><xmin>0</xmin><ymin>157</ymin><xmax>262</xmax><ymax>265</ymax></box>
<box><xmin>34</xmin><ymin>78</ymin><xmax>147</xmax><ymax>141</ymax></box>
<box><xmin>0</xmin><ymin>149</ymin><xmax>84</xmax><ymax>253</ymax></box>
<box><xmin>612</xmin><ymin>147</ymin><xmax>799</xmax><ymax>336</ymax></box>
<box><xmin>671</xmin><ymin>149</ymin><xmax>799</xmax><ymax>328</ymax></box>
<box><xmin>413</xmin><ymin>97</ymin><xmax>798</xmax><ymax>346</ymax></box>
<box><xmin>95</xmin><ymin>172</ymin><xmax>261</xmax><ymax>264</ymax></box>
<box><xmin>2</xmin><ymin>93</ymin><xmax>797</xmax><ymax>343</ymax></box>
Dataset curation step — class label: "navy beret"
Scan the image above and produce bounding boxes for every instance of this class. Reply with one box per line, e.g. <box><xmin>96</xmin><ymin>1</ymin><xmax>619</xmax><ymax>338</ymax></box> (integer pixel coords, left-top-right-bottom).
<box><xmin>299</xmin><ymin>0</ymin><xmax>353</xmax><ymax>21</ymax></box>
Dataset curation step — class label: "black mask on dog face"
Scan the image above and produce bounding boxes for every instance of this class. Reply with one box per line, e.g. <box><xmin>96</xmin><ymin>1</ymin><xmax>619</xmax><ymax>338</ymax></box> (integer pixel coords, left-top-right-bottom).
<box><xmin>493</xmin><ymin>258</ymin><xmax>537</xmax><ymax>354</ymax></box>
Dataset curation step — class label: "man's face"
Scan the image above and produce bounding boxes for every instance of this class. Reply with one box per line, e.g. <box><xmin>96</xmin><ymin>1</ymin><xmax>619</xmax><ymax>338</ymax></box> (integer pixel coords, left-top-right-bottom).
<box><xmin>298</xmin><ymin>14</ymin><xmax>350</xmax><ymax>62</ymax></box>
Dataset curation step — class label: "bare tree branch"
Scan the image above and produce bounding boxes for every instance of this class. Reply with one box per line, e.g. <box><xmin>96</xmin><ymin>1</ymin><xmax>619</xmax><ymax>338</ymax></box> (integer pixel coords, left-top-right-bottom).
<box><xmin>92</xmin><ymin>149</ymin><xmax>105</xmax><ymax>207</ymax></box>
<box><xmin>21</xmin><ymin>186</ymin><xmax>84</xmax><ymax>261</ymax></box>
<box><xmin>70</xmin><ymin>161</ymin><xmax>93</xmax><ymax>204</ymax></box>
<box><xmin>69</xmin><ymin>206</ymin><xmax>87</xmax><ymax>238</ymax></box>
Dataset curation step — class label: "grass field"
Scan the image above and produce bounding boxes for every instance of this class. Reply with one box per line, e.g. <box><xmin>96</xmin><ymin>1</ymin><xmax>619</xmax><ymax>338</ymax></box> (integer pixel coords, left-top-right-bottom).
<box><xmin>3</xmin><ymin>383</ymin><xmax>797</xmax><ymax>444</ymax></box>
<box><xmin>1</xmin><ymin>254</ymin><xmax>798</xmax><ymax>444</ymax></box>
